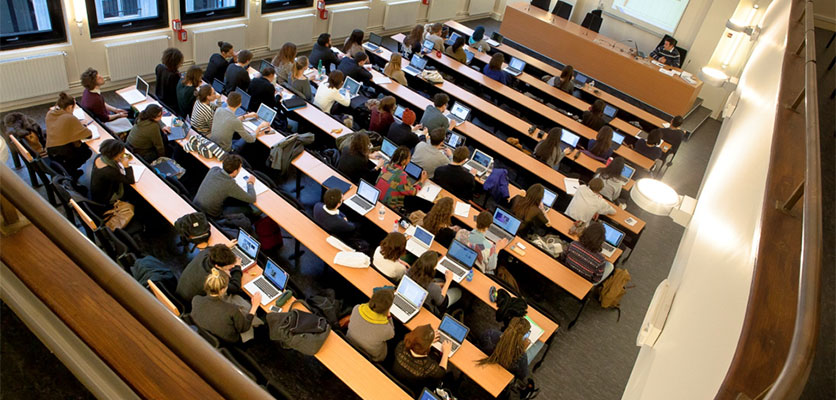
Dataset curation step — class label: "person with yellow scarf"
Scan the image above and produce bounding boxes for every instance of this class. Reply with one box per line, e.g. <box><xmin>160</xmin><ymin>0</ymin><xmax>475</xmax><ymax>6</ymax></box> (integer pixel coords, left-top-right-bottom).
<box><xmin>347</xmin><ymin>289</ymin><xmax>396</xmax><ymax>362</ymax></box>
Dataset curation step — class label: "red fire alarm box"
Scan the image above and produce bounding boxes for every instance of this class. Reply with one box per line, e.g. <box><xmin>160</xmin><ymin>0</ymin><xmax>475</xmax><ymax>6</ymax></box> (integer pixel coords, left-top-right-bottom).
<box><xmin>317</xmin><ymin>0</ymin><xmax>328</xmax><ymax>20</ymax></box>
<box><xmin>172</xmin><ymin>19</ymin><xmax>187</xmax><ymax>42</ymax></box>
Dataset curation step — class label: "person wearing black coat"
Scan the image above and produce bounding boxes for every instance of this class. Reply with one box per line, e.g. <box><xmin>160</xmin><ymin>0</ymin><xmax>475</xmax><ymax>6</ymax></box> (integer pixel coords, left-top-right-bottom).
<box><xmin>247</xmin><ymin>69</ymin><xmax>279</xmax><ymax>112</ymax></box>
<box><xmin>155</xmin><ymin>48</ymin><xmax>183</xmax><ymax>114</ymax></box>
<box><xmin>90</xmin><ymin>139</ymin><xmax>135</xmax><ymax>215</ymax></box>
<box><xmin>203</xmin><ymin>41</ymin><xmax>235</xmax><ymax>84</ymax></box>
<box><xmin>337</xmin><ymin>52</ymin><xmax>373</xmax><ymax>85</ymax></box>
<box><xmin>432</xmin><ymin>147</ymin><xmax>476</xmax><ymax>201</ymax></box>
<box><xmin>309</xmin><ymin>33</ymin><xmax>340</xmax><ymax>74</ymax></box>
<box><xmin>223</xmin><ymin>50</ymin><xmax>254</xmax><ymax>95</ymax></box>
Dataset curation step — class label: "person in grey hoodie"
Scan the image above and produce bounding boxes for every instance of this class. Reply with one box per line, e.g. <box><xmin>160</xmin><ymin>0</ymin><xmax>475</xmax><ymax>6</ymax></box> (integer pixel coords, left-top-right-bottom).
<box><xmin>193</xmin><ymin>154</ymin><xmax>256</xmax><ymax>218</ymax></box>
<box><xmin>565</xmin><ymin>177</ymin><xmax>616</xmax><ymax>224</ymax></box>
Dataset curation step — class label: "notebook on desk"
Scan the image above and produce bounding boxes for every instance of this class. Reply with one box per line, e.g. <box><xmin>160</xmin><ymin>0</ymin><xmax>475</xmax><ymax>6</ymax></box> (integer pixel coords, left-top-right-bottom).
<box><xmin>323</xmin><ymin>176</ymin><xmax>351</xmax><ymax>194</ymax></box>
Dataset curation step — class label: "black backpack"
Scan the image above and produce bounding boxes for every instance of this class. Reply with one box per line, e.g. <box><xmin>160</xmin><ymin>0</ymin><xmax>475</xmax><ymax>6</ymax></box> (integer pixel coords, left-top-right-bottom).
<box><xmin>495</xmin><ymin>288</ymin><xmax>528</xmax><ymax>328</ymax></box>
<box><xmin>175</xmin><ymin>212</ymin><xmax>211</xmax><ymax>245</ymax></box>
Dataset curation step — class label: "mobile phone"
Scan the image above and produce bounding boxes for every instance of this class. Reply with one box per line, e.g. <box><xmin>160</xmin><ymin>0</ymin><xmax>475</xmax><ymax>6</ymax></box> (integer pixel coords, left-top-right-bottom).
<box><xmin>523</xmin><ymin>331</ymin><xmax>531</xmax><ymax>340</ymax></box>
<box><xmin>270</xmin><ymin>306</ymin><xmax>282</xmax><ymax>313</ymax></box>
<box><xmin>399</xmin><ymin>219</ymin><xmax>410</xmax><ymax>229</ymax></box>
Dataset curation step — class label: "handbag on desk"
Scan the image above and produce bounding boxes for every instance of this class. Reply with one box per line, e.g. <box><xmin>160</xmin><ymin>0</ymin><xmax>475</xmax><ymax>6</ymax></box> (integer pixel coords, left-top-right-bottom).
<box><xmin>104</xmin><ymin>200</ymin><xmax>135</xmax><ymax>230</ymax></box>
<box><xmin>420</xmin><ymin>69</ymin><xmax>444</xmax><ymax>83</ymax></box>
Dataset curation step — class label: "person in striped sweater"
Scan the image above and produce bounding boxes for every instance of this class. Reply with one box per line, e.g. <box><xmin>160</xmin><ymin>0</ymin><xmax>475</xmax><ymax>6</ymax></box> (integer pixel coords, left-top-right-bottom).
<box><xmin>191</xmin><ymin>85</ymin><xmax>221</xmax><ymax>135</ymax></box>
<box><xmin>564</xmin><ymin>221</ymin><xmax>613</xmax><ymax>284</ymax></box>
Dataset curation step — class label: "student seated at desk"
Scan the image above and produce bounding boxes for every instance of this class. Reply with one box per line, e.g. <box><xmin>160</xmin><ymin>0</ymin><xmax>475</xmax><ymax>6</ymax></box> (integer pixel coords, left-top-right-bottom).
<box><xmin>468</xmin><ymin>26</ymin><xmax>491</xmax><ymax>53</ymax></box>
<box><xmin>191</xmin><ymin>269</ymin><xmax>261</xmax><ymax>343</ymax></box>
<box><xmin>483</xmin><ymin>53</ymin><xmax>508</xmax><ymax>85</ymax></box>
<box><xmin>370</xmin><ymin>96</ymin><xmax>396</xmax><ymax>134</ymax></box>
<box><xmin>248</xmin><ymin>66</ymin><xmax>279</xmax><ymax>112</ymax></box>
<box><xmin>594</xmin><ymin>157</ymin><xmax>627</xmax><ymax>203</ymax></box>
<box><xmin>433</xmin><ymin>147</ymin><xmax>476</xmax><ymax>201</ymax></box>
<box><xmin>548</xmin><ymin>65</ymin><xmax>575</xmax><ymax>94</ymax></box>
<box><xmin>631</xmin><ymin>128</ymin><xmax>664</xmax><ymax>161</ymax></box>
<box><xmin>581</xmin><ymin>99</ymin><xmax>607</xmax><ymax>131</ymax></box>
<box><xmin>338</xmin><ymin>51</ymin><xmax>373</xmax><ymax>86</ymax></box>
<box><xmin>271</xmin><ymin>42</ymin><xmax>297</xmax><ymax>86</ymax></box>
<box><xmin>421</xmin><ymin>93</ymin><xmax>456</xmax><ymax>132</ymax></box>
<box><xmin>338</xmin><ymin>132</ymin><xmax>383</xmax><ymax>184</ymax></box>
<box><xmin>80</xmin><ymin>68</ymin><xmax>128</xmax><ymax>122</ymax></box>
<box><xmin>445</xmin><ymin>36</ymin><xmax>468</xmax><ymax>64</ymax></box>
<box><xmin>424</xmin><ymin>23</ymin><xmax>445</xmax><ymax>52</ymax></box>
<box><xmin>376</xmin><ymin>146</ymin><xmax>427</xmax><ymax>210</ymax></box>
<box><xmin>510</xmin><ymin>183</ymin><xmax>550</xmax><ymax>237</ymax></box>
<box><xmin>176</xmin><ymin>244</ymin><xmax>243</xmax><ymax>302</ymax></box>
<box><xmin>310</xmin><ymin>33</ymin><xmax>340</xmax><ymax>74</ymax></box>
<box><xmin>223</xmin><ymin>49</ymin><xmax>253</xmax><ymax>95</ymax></box>
<box><xmin>421</xmin><ymin>197</ymin><xmax>460</xmax><ymax>248</ymax></box>
<box><xmin>479</xmin><ymin>316</ymin><xmax>531</xmax><ymax>381</ymax></box>
<box><xmin>191</xmin><ymin>85</ymin><xmax>221</xmax><ymax>135</ymax></box>
<box><xmin>659</xmin><ymin>115</ymin><xmax>685</xmax><ymax>158</ymax></box>
<box><xmin>45</xmin><ymin>92</ymin><xmax>93</xmax><ymax>177</ymax></box>
<box><xmin>533</xmin><ymin>127</ymin><xmax>572</xmax><ymax>169</ymax></box>
<box><xmin>373</xmin><ymin>232</ymin><xmax>410</xmax><ymax>280</ymax></box>
<box><xmin>403</xmin><ymin>25</ymin><xmax>425</xmax><ymax>58</ymax></box>
<box><xmin>347</xmin><ymin>288</ymin><xmax>396</xmax><ymax>362</ymax></box>
<box><xmin>289</xmin><ymin>56</ymin><xmax>313</xmax><ymax>101</ymax></box>
<box><xmin>90</xmin><ymin>139</ymin><xmax>135</xmax><ymax>207</ymax></box>
<box><xmin>387</xmin><ymin>108</ymin><xmax>422</xmax><ymax>151</ymax></box>
<box><xmin>406</xmin><ymin>251</ymin><xmax>459</xmax><ymax>312</ymax></box>
<box><xmin>343</xmin><ymin>29</ymin><xmax>366</xmax><ymax>59</ymax></box>
<box><xmin>313</xmin><ymin>188</ymin><xmax>357</xmax><ymax>236</ymax></box>
<box><xmin>209</xmin><ymin>92</ymin><xmax>264</xmax><ymax>153</ymax></box>
<box><xmin>583</xmin><ymin>126</ymin><xmax>615</xmax><ymax>162</ymax></box>
<box><xmin>155</xmin><ymin>48</ymin><xmax>183</xmax><ymax>114</ymax></box>
<box><xmin>313</xmin><ymin>70</ymin><xmax>351</xmax><ymax>114</ymax></box>
<box><xmin>176</xmin><ymin>66</ymin><xmax>203</xmax><ymax>118</ymax></box>
<box><xmin>127</xmin><ymin>104</ymin><xmax>169</xmax><ymax>162</ymax></box>
<box><xmin>565</xmin><ymin>178</ymin><xmax>616</xmax><ymax>225</ymax></box>
<box><xmin>467</xmin><ymin>211</ymin><xmax>509</xmax><ymax>275</ymax></box>
<box><xmin>203</xmin><ymin>41</ymin><xmax>235</xmax><ymax>85</ymax></box>
<box><xmin>564</xmin><ymin>221</ymin><xmax>614</xmax><ymax>284</ymax></box>
<box><xmin>412</xmin><ymin>128</ymin><xmax>452</xmax><ymax>178</ymax></box>
<box><xmin>649</xmin><ymin>37</ymin><xmax>681</xmax><ymax>68</ymax></box>
<box><xmin>393</xmin><ymin>324</ymin><xmax>452</xmax><ymax>392</ymax></box>
<box><xmin>193</xmin><ymin>155</ymin><xmax>256</xmax><ymax>219</ymax></box>
<box><xmin>384</xmin><ymin>53</ymin><xmax>408</xmax><ymax>86</ymax></box>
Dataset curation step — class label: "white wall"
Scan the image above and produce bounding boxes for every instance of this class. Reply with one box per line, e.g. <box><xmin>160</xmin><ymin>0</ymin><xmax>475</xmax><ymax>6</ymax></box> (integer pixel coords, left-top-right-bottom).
<box><xmin>622</xmin><ymin>0</ymin><xmax>791</xmax><ymax>398</ymax></box>
<box><xmin>0</xmin><ymin>0</ymin><xmax>500</xmax><ymax>110</ymax></box>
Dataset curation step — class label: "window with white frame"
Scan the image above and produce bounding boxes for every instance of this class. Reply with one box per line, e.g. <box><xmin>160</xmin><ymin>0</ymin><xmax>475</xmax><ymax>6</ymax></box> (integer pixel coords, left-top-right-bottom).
<box><xmin>179</xmin><ymin>0</ymin><xmax>244</xmax><ymax>24</ymax></box>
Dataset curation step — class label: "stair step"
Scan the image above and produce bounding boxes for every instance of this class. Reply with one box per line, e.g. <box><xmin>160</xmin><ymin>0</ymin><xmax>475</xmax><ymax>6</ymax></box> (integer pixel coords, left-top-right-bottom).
<box><xmin>682</xmin><ymin>106</ymin><xmax>712</xmax><ymax>141</ymax></box>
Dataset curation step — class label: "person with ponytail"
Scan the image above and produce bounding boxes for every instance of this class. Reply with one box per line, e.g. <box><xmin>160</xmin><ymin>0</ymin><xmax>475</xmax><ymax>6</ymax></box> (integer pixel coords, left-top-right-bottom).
<box><xmin>90</xmin><ymin>139</ymin><xmax>135</xmax><ymax>207</ymax></box>
<box><xmin>406</xmin><ymin>251</ymin><xmax>460</xmax><ymax>312</ymax></box>
<box><xmin>289</xmin><ymin>55</ymin><xmax>313</xmax><ymax>101</ymax></box>
<box><xmin>204</xmin><ymin>41</ymin><xmax>235</xmax><ymax>85</ymax></box>
<box><xmin>191</xmin><ymin>84</ymin><xmax>221</xmax><ymax>135</ymax></box>
<box><xmin>583</xmin><ymin>126</ymin><xmax>615</xmax><ymax>162</ymax></box>
<box><xmin>45</xmin><ymin>92</ymin><xmax>93</xmax><ymax>176</ymax></box>
<box><xmin>191</xmin><ymin>268</ymin><xmax>262</xmax><ymax>343</ymax></box>
<box><xmin>392</xmin><ymin>324</ymin><xmax>451</xmax><ymax>391</ymax></box>
<box><xmin>479</xmin><ymin>316</ymin><xmax>531</xmax><ymax>380</ymax></box>
<box><xmin>533</xmin><ymin>127</ymin><xmax>571</xmax><ymax>169</ymax></box>
<box><xmin>126</xmin><ymin>103</ymin><xmax>169</xmax><ymax>162</ymax></box>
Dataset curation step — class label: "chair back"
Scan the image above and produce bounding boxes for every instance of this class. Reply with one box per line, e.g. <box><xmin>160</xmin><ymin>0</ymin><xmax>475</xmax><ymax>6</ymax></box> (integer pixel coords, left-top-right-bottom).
<box><xmin>552</xmin><ymin>1</ymin><xmax>573</xmax><ymax>19</ymax></box>
<box><xmin>147</xmin><ymin>279</ymin><xmax>181</xmax><ymax>317</ymax></box>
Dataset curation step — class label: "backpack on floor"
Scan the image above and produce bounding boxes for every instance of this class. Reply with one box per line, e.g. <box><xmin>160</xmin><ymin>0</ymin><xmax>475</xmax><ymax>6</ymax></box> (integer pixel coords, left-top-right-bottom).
<box><xmin>599</xmin><ymin>268</ymin><xmax>632</xmax><ymax>322</ymax></box>
<box><xmin>174</xmin><ymin>212</ymin><xmax>211</xmax><ymax>246</ymax></box>
<box><xmin>306</xmin><ymin>288</ymin><xmax>345</xmax><ymax>329</ymax></box>
<box><xmin>254</xmin><ymin>216</ymin><xmax>283</xmax><ymax>251</ymax></box>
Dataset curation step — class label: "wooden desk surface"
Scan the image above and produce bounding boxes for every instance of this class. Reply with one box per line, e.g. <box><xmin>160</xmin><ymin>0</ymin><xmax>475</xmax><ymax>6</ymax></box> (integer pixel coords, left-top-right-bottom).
<box><xmin>391</xmin><ymin>34</ymin><xmax>655</xmax><ymax>171</ymax></box>
<box><xmin>370</xmin><ymin>46</ymin><xmax>646</xmax><ymax>236</ymax></box>
<box><xmin>499</xmin><ymin>3</ymin><xmax>702</xmax><ymax>116</ymax></box>
<box><xmin>445</xmin><ymin>20</ymin><xmax>671</xmax><ymax>130</ymax></box>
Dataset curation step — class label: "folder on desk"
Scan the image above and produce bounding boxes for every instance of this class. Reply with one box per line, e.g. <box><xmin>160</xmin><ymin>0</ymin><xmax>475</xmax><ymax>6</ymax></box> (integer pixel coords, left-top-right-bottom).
<box><xmin>417</xmin><ymin>183</ymin><xmax>442</xmax><ymax>201</ymax></box>
<box><xmin>323</xmin><ymin>176</ymin><xmax>351</xmax><ymax>194</ymax></box>
<box><xmin>524</xmin><ymin>315</ymin><xmax>544</xmax><ymax>350</ymax></box>
<box><xmin>564</xmin><ymin>177</ymin><xmax>580</xmax><ymax>195</ymax></box>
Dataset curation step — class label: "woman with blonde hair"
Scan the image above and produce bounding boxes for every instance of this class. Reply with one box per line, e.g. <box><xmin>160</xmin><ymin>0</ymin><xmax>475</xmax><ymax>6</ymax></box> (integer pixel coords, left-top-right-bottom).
<box><xmin>191</xmin><ymin>269</ymin><xmax>261</xmax><ymax>343</ymax></box>
<box><xmin>421</xmin><ymin>197</ymin><xmax>458</xmax><ymax>247</ymax></box>
<box><xmin>384</xmin><ymin>53</ymin><xmax>408</xmax><ymax>86</ymax></box>
<box><xmin>479</xmin><ymin>316</ymin><xmax>531</xmax><ymax>380</ymax></box>
<box><xmin>289</xmin><ymin>55</ymin><xmax>313</xmax><ymax>101</ymax></box>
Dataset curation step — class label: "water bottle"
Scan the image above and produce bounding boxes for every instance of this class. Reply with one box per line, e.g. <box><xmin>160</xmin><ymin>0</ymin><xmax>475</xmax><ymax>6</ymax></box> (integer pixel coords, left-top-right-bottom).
<box><xmin>466</xmin><ymin>269</ymin><xmax>474</xmax><ymax>282</ymax></box>
<box><xmin>317</xmin><ymin>60</ymin><xmax>324</xmax><ymax>80</ymax></box>
<box><xmin>392</xmin><ymin>221</ymin><xmax>400</xmax><ymax>232</ymax></box>
<box><xmin>378</xmin><ymin>204</ymin><xmax>386</xmax><ymax>220</ymax></box>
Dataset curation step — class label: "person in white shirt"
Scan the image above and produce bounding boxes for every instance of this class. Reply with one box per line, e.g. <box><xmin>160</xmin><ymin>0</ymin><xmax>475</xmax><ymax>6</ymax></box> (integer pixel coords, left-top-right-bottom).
<box><xmin>411</xmin><ymin>128</ymin><xmax>451</xmax><ymax>178</ymax></box>
<box><xmin>313</xmin><ymin>70</ymin><xmax>351</xmax><ymax>114</ymax></box>
<box><xmin>373</xmin><ymin>232</ymin><xmax>410</xmax><ymax>281</ymax></box>
<box><xmin>565</xmin><ymin>178</ymin><xmax>616</xmax><ymax>224</ymax></box>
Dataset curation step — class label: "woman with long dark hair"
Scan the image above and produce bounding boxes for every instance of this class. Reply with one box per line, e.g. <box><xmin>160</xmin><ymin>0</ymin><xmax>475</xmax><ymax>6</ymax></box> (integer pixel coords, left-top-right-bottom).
<box><xmin>155</xmin><ymin>47</ymin><xmax>183</xmax><ymax>112</ymax></box>
<box><xmin>581</xmin><ymin>99</ymin><xmax>606</xmax><ymax>131</ymax></box>
<box><xmin>343</xmin><ymin>29</ymin><xmax>365</xmax><ymax>57</ymax></box>
<box><xmin>405</xmin><ymin>251</ymin><xmax>459</xmax><ymax>311</ymax></box>
<box><xmin>403</xmin><ymin>25</ymin><xmax>425</xmax><ymax>57</ymax></box>
<box><xmin>554</xmin><ymin>65</ymin><xmax>575</xmax><ymax>93</ymax></box>
<box><xmin>563</xmin><ymin>221</ymin><xmax>613</xmax><ymax>284</ymax></box>
<box><xmin>594</xmin><ymin>156</ymin><xmax>627</xmax><ymax>202</ymax></box>
<box><xmin>584</xmin><ymin>126</ymin><xmax>614</xmax><ymax>162</ymax></box>
<box><xmin>510</xmin><ymin>183</ymin><xmax>550</xmax><ymax>236</ymax></box>
<box><xmin>483</xmin><ymin>53</ymin><xmax>508</xmax><ymax>85</ymax></box>
<box><xmin>337</xmin><ymin>132</ymin><xmax>381</xmax><ymax>184</ymax></box>
<box><xmin>479</xmin><ymin>316</ymin><xmax>531</xmax><ymax>380</ymax></box>
<box><xmin>533</xmin><ymin>127</ymin><xmax>571</xmax><ymax>169</ymax></box>
<box><xmin>444</xmin><ymin>35</ymin><xmax>468</xmax><ymax>64</ymax></box>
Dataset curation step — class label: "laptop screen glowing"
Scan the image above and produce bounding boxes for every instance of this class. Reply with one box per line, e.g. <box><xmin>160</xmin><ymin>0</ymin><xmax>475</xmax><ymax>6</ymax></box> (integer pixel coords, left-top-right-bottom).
<box><xmin>604</xmin><ymin>104</ymin><xmax>617</xmax><ymax>118</ymax></box>
<box><xmin>256</xmin><ymin>103</ymin><xmax>277</xmax><ymax>124</ymax></box>
<box><xmin>602</xmin><ymin>222</ymin><xmax>625</xmax><ymax>247</ymax></box>
<box><xmin>560</xmin><ymin>129</ymin><xmax>581</xmax><ymax>147</ymax></box>
<box><xmin>413</xmin><ymin>226</ymin><xmax>433</xmax><ymax>246</ymax></box>
<box><xmin>446</xmin><ymin>132</ymin><xmax>464</xmax><ymax>147</ymax></box>
<box><xmin>612</xmin><ymin>131</ymin><xmax>625</xmax><ymax>145</ymax></box>
<box><xmin>342</xmin><ymin>77</ymin><xmax>361</xmax><ymax>96</ymax></box>
<box><xmin>451</xmin><ymin>102</ymin><xmax>470</xmax><ymax>119</ymax></box>
<box><xmin>264</xmin><ymin>259</ymin><xmax>288</xmax><ymax>290</ymax></box>
<box><xmin>621</xmin><ymin>164</ymin><xmax>635</xmax><ymax>180</ymax></box>
<box><xmin>439</xmin><ymin>315</ymin><xmax>468</xmax><ymax>342</ymax></box>
<box><xmin>493</xmin><ymin>208</ymin><xmax>521</xmax><ymax>236</ymax></box>
<box><xmin>542</xmin><ymin>188</ymin><xmax>557</xmax><ymax>208</ymax></box>
<box><xmin>448</xmin><ymin>240</ymin><xmax>477</xmax><ymax>267</ymax></box>
<box><xmin>509</xmin><ymin>57</ymin><xmax>525</xmax><ymax>71</ymax></box>
<box><xmin>398</xmin><ymin>276</ymin><xmax>427</xmax><ymax>305</ymax></box>
<box><xmin>471</xmin><ymin>150</ymin><xmax>492</xmax><ymax>167</ymax></box>
<box><xmin>381</xmin><ymin>138</ymin><xmax>397</xmax><ymax>158</ymax></box>
<box><xmin>357</xmin><ymin>180</ymin><xmax>379</xmax><ymax>203</ymax></box>
<box><xmin>405</xmin><ymin>162</ymin><xmax>423</xmax><ymax>180</ymax></box>
<box><xmin>575</xmin><ymin>73</ymin><xmax>588</xmax><ymax>84</ymax></box>
<box><xmin>237</xmin><ymin>228</ymin><xmax>260</xmax><ymax>259</ymax></box>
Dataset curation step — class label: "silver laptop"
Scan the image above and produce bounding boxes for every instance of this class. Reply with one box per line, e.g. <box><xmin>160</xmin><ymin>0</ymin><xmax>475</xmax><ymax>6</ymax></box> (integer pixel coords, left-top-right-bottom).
<box><xmin>379</xmin><ymin>137</ymin><xmax>398</xmax><ymax>162</ymax></box>
<box><xmin>436</xmin><ymin>240</ymin><xmax>478</xmax><ymax>283</ymax></box>
<box><xmin>120</xmin><ymin>76</ymin><xmax>149</xmax><ymax>104</ymax></box>
<box><xmin>602</xmin><ymin>104</ymin><xmax>618</xmax><ymax>122</ymax></box>
<box><xmin>560</xmin><ymin>129</ymin><xmax>581</xmax><ymax>149</ymax></box>
<box><xmin>463</xmin><ymin>149</ymin><xmax>493</xmax><ymax>176</ymax></box>
<box><xmin>601</xmin><ymin>221</ymin><xmax>625</xmax><ymax>257</ymax></box>
<box><xmin>345</xmin><ymin>179</ymin><xmax>379</xmax><ymax>215</ymax></box>
<box><xmin>620</xmin><ymin>164</ymin><xmax>636</xmax><ymax>182</ymax></box>
<box><xmin>340</xmin><ymin>76</ymin><xmax>362</xmax><ymax>99</ymax></box>
<box><xmin>444</xmin><ymin>132</ymin><xmax>465</xmax><ymax>149</ymax></box>
<box><xmin>422</xmin><ymin>39</ymin><xmax>434</xmax><ymax>54</ymax></box>
<box><xmin>232</xmin><ymin>228</ymin><xmax>260</xmax><ymax>269</ymax></box>
<box><xmin>445</xmin><ymin>101</ymin><xmax>470</xmax><ymax>126</ymax></box>
<box><xmin>364</xmin><ymin>32</ymin><xmax>383</xmax><ymax>52</ymax></box>
<box><xmin>485</xmin><ymin>207</ymin><xmax>522</xmax><ymax>243</ymax></box>
<box><xmin>502</xmin><ymin>57</ymin><xmax>526</xmax><ymax>77</ymax></box>
<box><xmin>444</xmin><ymin>32</ymin><xmax>461</xmax><ymax>47</ymax></box>
<box><xmin>243</xmin><ymin>103</ymin><xmax>277</xmax><ymax>132</ymax></box>
<box><xmin>244</xmin><ymin>258</ymin><xmax>289</xmax><ymax>305</ymax></box>
<box><xmin>573</xmin><ymin>73</ymin><xmax>589</xmax><ymax>89</ymax></box>
<box><xmin>394</xmin><ymin>105</ymin><xmax>407</xmax><ymax>121</ymax></box>
<box><xmin>406</xmin><ymin>225</ymin><xmax>434</xmax><ymax>256</ymax></box>
<box><xmin>542</xmin><ymin>187</ymin><xmax>557</xmax><ymax>211</ymax></box>
<box><xmin>431</xmin><ymin>313</ymin><xmax>470</xmax><ymax>357</ymax></box>
<box><xmin>391</xmin><ymin>275</ymin><xmax>429</xmax><ymax>323</ymax></box>
<box><xmin>403</xmin><ymin>54</ymin><xmax>428</xmax><ymax>76</ymax></box>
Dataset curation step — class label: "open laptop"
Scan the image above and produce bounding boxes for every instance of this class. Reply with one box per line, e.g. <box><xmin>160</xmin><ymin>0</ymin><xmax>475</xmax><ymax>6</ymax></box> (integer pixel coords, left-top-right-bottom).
<box><xmin>463</xmin><ymin>149</ymin><xmax>493</xmax><ymax>177</ymax></box>
<box><xmin>422</xmin><ymin>39</ymin><xmax>435</xmax><ymax>54</ymax></box>
<box><xmin>168</xmin><ymin>120</ymin><xmax>190</xmax><ymax>141</ymax></box>
<box><xmin>243</xmin><ymin>103</ymin><xmax>277</xmax><ymax>132</ymax></box>
<box><xmin>621</xmin><ymin>164</ymin><xmax>636</xmax><ymax>182</ymax></box>
<box><xmin>259</xmin><ymin>60</ymin><xmax>275</xmax><ymax>74</ymax></box>
<box><xmin>485</xmin><ymin>207</ymin><xmax>522</xmax><ymax>243</ymax></box>
<box><xmin>345</xmin><ymin>179</ymin><xmax>380</xmax><ymax>215</ymax></box>
<box><xmin>403</xmin><ymin>54</ymin><xmax>428</xmax><ymax>76</ymax></box>
<box><xmin>232</xmin><ymin>228</ymin><xmax>260</xmax><ymax>269</ymax></box>
<box><xmin>120</xmin><ymin>76</ymin><xmax>149</xmax><ymax>104</ymax></box>
<box><xmin>444</xmin><ymin>131</ymin><xmax>465</xmax><ymax>149</ymax></box>
<box><xmin>405</xmin><ymin>162</ymin><xmax>423</xmax><ymax>181</ymax></box>
<box><xmin>464</xmin><ymin>49</ymin><xmax>475</xmax><ymax>64</ymax></box>
<box><xmin>340</xmin><ymin>76</ymin><xmax>362</xmax><ymax>99</ymax></box>
<box><xmin>487</xmin><ymin>32</ymin><xmax>503</xmax><ymax>46</ymax></box>
<box><xmin>560</xmin><ymin>129</ymin><xmax>581</xmax><ymax>148</ymax></box>
<box><xmin>601</xmin><ymin>221</ymin><xmax>625</xmax><ymax>257</ymax></box>
<box><xmin>611</xmin><ymin>131</ymin><xmax>626</xmax><ymax>149</ymax></box>
<box><xmin>212</xmin><ymin>78</ymin><xmax>225</xmax><ymax>95</ymax></box>
<box><xmin>394</xmin><ymin>105</ymin><xmax>407</xmax><ymax>120</ymax></box>
<box><xmin>379</xmin><ymin>137</ymin><xmax>398</xmax><ymax>162</ymax></box>
<box><xmin>405</xmin><ymin>225</ymin><xmax>434</xmax><ymax>256</ymax></box>
<box><xmin>445</xmin><ymin>32</ymin><xmax>461</xmax><ymax>47</ymax></box>
<box><xmin>221</xmin><ymin>88</ymin><xmax>250</xmax><ymax>117</ymax></box>
<box><xmin>244</xmin><ymin>258</ymin><xmax>289</xmax><ymax>305</ymax></box>
<box><xmin>436</xmin><ymin>240</ymin><xmax>478</xmax><ymax>283</ymax></box>
<box><xmin>364</xmin><ymin>32</ymin><xmax>383</xmax><ymax>52</ymax></box>
<box><xmin>432</xmin><ymin>313</ymin><xmax>470</xmax><ymax>357</ymax></box>
<box><xmin>574</xmin><ymin>72</ymin><xmax>589</xmax><ymax>89</ymax></box>
<box><xmin>391</xmin><ymin>275</ymin><xmax>429</xmax><ymax>323</ymax></box>
<box><xmin>602</xmin><ymin>104</ymin><xmax>618</xmax><ymax>122</ymax></box>
<box><xmin>502</xmin><ymin>57</ymin><xmax>526</xmax><ymax>77</ymax></box>
<box><xmin>445</xmin><ymin>101</ymin><xmax>471</xmax><ymax>126</ymax></box>
<box><xmin>542</xmin><ymin>187</ymin><xmax>558</xmax><ymax>211</ymax></box>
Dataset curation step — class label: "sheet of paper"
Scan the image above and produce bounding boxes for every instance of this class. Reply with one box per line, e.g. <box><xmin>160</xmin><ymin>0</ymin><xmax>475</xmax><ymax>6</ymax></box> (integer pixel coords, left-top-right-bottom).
<box><xmin>134</xmin><ymin>102</ymin><xmax>152</xmax><ymax>113</ymax></box>
<box><xmin>658</xmin><ymin>67</ymin><xmax>676</xmax><ymax>76</ymax></box>
<box><xmin>161</xmin><ymin>116</ymin><xmax>174</xmax><ymax>127</ymax></box>
<box><xmin>416</xmin><ymin>183</ymin><xmax>442</xmax><ymax>201</ymax></box>
<box><xmin>454</xmin><ymin>201</ymin><xmax>471</xmax><ymax>218</ymax></box>
<box><xmin>130</xmin><ymin>162</ymin><xmax>147</xmax><ymax>182</ymax></box>
<box><xmin>564</xmin><ymin>177</ymin><xmax>580</xmax><ymax>195</ymax></box>
<box><xmin>234</xmin><ymin>173</ymin><xmax>269</xmax><ymax>195</ymax></box>
<box><xmin>72</xmin><ymin>107</ymin><xmax>85</xmax><ymax>120</ymax></box>
<box><xmin>372</xmin><ymin>76</ymin><xmax>392</xmax><ymax>85</ymax></box>
<box><xmin>82</xmin><ymin>124</ymin><xmax>100</xmax><ymax>143</ymax></box>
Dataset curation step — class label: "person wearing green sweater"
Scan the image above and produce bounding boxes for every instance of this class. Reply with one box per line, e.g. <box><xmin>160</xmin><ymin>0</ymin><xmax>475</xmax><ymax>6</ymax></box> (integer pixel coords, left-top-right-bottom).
<box><xmin>176</xmin><ymin>66</ymin><xmax>203</xmax><ymax>117</ymax></box>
